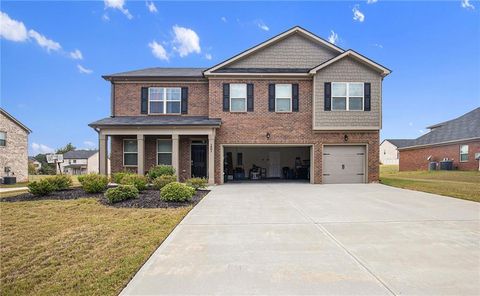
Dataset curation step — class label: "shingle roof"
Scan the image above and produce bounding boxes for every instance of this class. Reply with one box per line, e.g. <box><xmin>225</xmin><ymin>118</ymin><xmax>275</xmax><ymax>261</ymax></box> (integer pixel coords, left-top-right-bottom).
<box><xmin>63</xmin><ymin>150</ymin><xmax>98</xmax><ymax>159</ymax></box>
<box><xmin>384</xmin><ymin>139</ymin><xmax>415</xmax><ymax>148</ymax></box>
<box><xmin>89</xmin><ymin>116</ymin><xmax>222</xmax><ymax>127</ymax></box>
<box><xmin>213</xmin><ymin>68</ymin><xmax>310</xmax><ymax>73</ymax></box>
<box><xmin>401</xmin><ymin>107</ymin><xmax>480</xmax><ymax>149</ymax></box>
<box><xmin>103</xmin><ymin>67</ymin><xmax>206</xmax><ymax>80</ymax></box>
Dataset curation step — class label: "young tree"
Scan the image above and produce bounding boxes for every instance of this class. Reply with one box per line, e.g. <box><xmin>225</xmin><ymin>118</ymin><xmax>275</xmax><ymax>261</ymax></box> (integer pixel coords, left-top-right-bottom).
<box><xmin>56</xmin><ymin>143</ymin><xmax>76</xmax><ymax>155</ymax></box>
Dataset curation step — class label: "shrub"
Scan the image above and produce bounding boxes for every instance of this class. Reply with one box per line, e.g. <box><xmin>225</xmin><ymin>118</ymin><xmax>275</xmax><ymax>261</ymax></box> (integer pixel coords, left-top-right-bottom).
<box><xmin>28</xmin><ymin>179</ymin><xmax>55</xmax><ymax>196</ymax></box>
<box><xmin>186</xmin><ymin>177</ymin><xmax>208</xmax><ymax>190</ymax></box>
<box><xmin>111</xmin><ymin>172</ymin><xmax>128</xmax><ymax>184</ymax></box>
<box><xmin>48</xmin><ymin>175</ymin><xmax>73</xmax><ymax>191</ymax></box>
<box><xmin>147</xmin><ymin>165</ymin><xmax>175</xmax><ymax>181</ymax></box>
<box><xmin>120</xmin><ymin>174</ymin><xmax>148</xmax><ymax>191</ymax></box>
<box><xmin>152</xmin><ymin>175</ymin><xmax>177</xmax><ymax>190</ymax></box>
<box><xmin>78</xmin><ymin>173</ymin><xmax>109</xmax><ymax>193</ymax></box>
<box><xmin>104</xmin><ymin>185</ymin><xmax>139</xmax><ymax>203</ymax></box>
<box><xmin>160</xmin><ymin>182</ymin><xmax>195</xmax><ymax>202</ymax></box>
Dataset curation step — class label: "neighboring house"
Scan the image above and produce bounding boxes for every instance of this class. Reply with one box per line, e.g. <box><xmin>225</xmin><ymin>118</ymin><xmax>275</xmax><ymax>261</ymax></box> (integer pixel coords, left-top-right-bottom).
<box><xmin>380</xmin><ymin>139</ymin><xmax>415</xmax><ymax>165</ymax></box>
<box><xmin>28</xmin><ymin>156</ymin><xmax>42</xmax><ymax>172</ymax></box>
<box><xmin>399</xmin><ymin>107</ymin><xmax>480</xmax><ymax>171</ymax></box>
<box><xmin>0</xmin><ymin>108</ymin><xmax>31</xmax><ymax>182</ymax></box>
<box><xmin>58</xmin><ymin>150</ymin><xmax>106</xmax><ymax>175</ymax></box>
<box><xmin>89</xmin><ymin>26</ymin><xmax>391</xmax><ymax>184</ymax></box>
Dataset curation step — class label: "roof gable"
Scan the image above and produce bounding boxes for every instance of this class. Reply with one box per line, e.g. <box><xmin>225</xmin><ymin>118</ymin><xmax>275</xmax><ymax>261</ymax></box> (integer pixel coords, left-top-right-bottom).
<box><xmin>0</xmin><ymin>108</ymin><xmax>31</xmax><ymax>133</ymax></box>
<box><xmin>204</xmin><ymin>26</ymin><xmax>344</xmax><ymax>75</ymax></box>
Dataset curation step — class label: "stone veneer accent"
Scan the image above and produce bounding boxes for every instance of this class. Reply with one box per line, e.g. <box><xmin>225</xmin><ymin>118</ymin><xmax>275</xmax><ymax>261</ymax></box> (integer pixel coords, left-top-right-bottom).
<box><xmin>0</xmin><ymin>112</ymin><xmax>29</xmax><ymax>182</ymax></box>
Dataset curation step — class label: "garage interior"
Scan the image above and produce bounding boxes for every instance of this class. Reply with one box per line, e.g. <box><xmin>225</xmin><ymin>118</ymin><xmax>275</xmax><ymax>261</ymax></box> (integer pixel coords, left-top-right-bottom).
<box><xmin>223</xmin><ymin>146</ymin><xmax>311</xmax><ymax>183</ymax></box>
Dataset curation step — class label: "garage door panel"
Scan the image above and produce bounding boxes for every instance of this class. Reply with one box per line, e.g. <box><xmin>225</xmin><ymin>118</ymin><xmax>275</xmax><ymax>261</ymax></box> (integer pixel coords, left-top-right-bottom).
<box><xmin>323</xmin><ymin>145</ymin><xmax>366</xmax><ymax>184</ymax></box>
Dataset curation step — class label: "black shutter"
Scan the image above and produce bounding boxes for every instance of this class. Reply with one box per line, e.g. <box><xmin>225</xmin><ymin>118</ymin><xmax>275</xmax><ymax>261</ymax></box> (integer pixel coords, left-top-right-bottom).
<box><xmin>324</xmin><ymin>82</ymin><xmax>331</xmax><ymax>111</ymax></box>
<box><xmin>292</xmin><ymin>83</ymin><xmax>299</xmax><ymax>112</ymax></box>
<box><xmin>141</xmin><ymin>87</ymin><xmax>148</xmax><ymax>114</ymax></box>
<box><xmin>247</xmin><ymin>83</ymin><xmax>254</xmax><ymax>112</ymax></box>
<box><xmin>268</xmin><ymin>84</ymin><xmax>275</xmax><ymax>112</ymax></box>
<box><xmin>181</xmin><ymin>87</ymin><xmax>188</xmax><ymax>114</ymax></box>
<box><xmin>223</xmin><ymin>83</ymin><xmax>230</xmax><ymax>111</ymax></box>
<box><xmin>364</xmin><ymin>83</ymin><xmax>371</xmax><ymax>111</ymax></box>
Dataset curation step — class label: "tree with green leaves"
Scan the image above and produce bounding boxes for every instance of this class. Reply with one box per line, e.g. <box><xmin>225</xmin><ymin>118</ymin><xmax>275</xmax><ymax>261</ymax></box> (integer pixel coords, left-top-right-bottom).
<box><xmin>56</xmin><ymin>143</ymin><xmax>76</xmax><ymax>155</ymax></box>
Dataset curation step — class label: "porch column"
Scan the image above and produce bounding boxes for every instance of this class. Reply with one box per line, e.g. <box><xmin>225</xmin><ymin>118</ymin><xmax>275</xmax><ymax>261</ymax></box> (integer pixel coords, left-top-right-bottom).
<box><xmin>171</xmin><ymin>134</ymin><xmax>179</xmax><ymax>180</ymax></box>
<box><xmin>99</xmin><ymin>133</ymin><xmax>108</xmax><ymax>175</ymax></box>
<box><xmin>208</xmin><ymin>133</ymin><xmax>215</xmax><ymax>184</ymax></box>
<box><xmin>137</xmin><ymin>134</ymin><xmax>145</xmax><ymax>175</ymax></box>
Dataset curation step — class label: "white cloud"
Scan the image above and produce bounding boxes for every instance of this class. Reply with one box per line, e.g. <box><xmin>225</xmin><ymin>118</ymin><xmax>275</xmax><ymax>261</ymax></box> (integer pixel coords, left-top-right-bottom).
<box><xmin>0</xmin><ymin>11</ymin><xmax>28</xmax><ymax>42</ymax></box>
<box><xmin>83</xmin><ymin>140</ymin><xmax>96</xmax><ymax>149</ymax></box>
<box><xmin>205</xmin><ymin>53</ymin><xmax>212</xmax><ymax>60</ymax></box>
<box><xmin>31</xmin><ymin>142</ymin><xmax>54</xmax><ymax>154</ymax></box>
<box><xmin>373</xmin><ymin>43</ymin><xmax>384</xmax><ymax>49</ymax></box>
<box><xmin>221</xmin><ymin>16</ymin><xmax>227</xmax><ymax>22</ymax></box>
<box><xmin>353</xmin><ymin>5</ymin><xmax>365</xmax><ymax>22</ymax></box>
<box><xmin>146</xmin><ymin>1</ymin><xmax>158</xmax><ymax>13</ymax></box>
<box><xmin>104</xmin><ymin>0</ymin><xmax>132</xmax><ymax>19</ymax></box>
<box><xmin>149</xmin><ymin>41</ymin><xmax>168</xmax><ymax>60</ymax></box>
<box><xmin>419</xmin><ymin>129</ymin><xmax>426</xmax><ymax>134</ymax></box>
<box><xmin>70</xmin><ymin>49</ymin><xmax>83</xmax><ymax>60</ymax></box>
<box><xmin>328</xmin><ymin>30</ymin><xmax>338</xmax><ymax>44</ymax></box>
<box><xmin>367</xmin><ymin>0</ymin><xmax>378</xmax><ymax>4</ymax></box>
<box><xmin>172</xmin><ymin>25</ymin><xmax>201</xmax><ymax>57</ymax></box>
<box><xmin>256</xmin><ymin>20</ymin><xmax>269</xmax><ymax>31</ymax></box>
<box><xmin>28</xmin><ymin>29</ymin><xmax>61</xmax><ymax>52</ymax></box>
<box><xmin>77</xmin><ymin>64</ymin><xmax>93</xmax><ymax>74</ymax></box>
<box><xmin>461</xmin><ymin>0</ymin><xmax>475</xmax><ymax>9</ymax></box>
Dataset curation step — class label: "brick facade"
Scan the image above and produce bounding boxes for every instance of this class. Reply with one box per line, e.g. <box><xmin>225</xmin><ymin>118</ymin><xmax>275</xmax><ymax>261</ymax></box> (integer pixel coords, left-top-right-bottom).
<box><xmin>399</xmin><ymin>140</ymin><xmax>480</xmax><ymax>171</ymax></box>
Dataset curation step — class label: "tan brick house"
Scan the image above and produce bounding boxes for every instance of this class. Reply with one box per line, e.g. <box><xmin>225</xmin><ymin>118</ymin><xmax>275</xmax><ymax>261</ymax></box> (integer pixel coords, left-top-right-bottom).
<box><xmin>0</xmin><ymin>108</ymin><xmax>31</xmax><ymax>182</ymax></box>
<box><xmin>89</xmin><ymin>26</ymin><xmax>391</xmax><ymax>184</ymax></box>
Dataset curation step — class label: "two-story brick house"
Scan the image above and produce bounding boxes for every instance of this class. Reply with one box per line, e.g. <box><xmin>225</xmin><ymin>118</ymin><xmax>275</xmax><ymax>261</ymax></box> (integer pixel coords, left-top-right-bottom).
<box><xmin>89</xmin><ymin>26</ymin><xmax>391</xmax><ymax>184</ymax></box>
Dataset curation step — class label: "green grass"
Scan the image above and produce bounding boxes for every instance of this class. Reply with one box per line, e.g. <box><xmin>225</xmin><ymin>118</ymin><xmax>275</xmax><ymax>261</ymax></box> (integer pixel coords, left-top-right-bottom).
<box><xmin>0</xmin><ymin>198</ymin><xmax>192</xmax><ymax>295</ymax></box>
<box><xmin>380</xmin><ymin>165</ymin><xmax>480</xmax><ymax>202</ymax></box>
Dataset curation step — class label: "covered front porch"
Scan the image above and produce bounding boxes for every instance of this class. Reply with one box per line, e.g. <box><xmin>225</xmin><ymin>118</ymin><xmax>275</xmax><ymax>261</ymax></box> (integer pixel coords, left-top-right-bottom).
<box><xmin>89</xmin><ymin>116</ymin><xmax>221</xmax><ymax>184</ymax></box>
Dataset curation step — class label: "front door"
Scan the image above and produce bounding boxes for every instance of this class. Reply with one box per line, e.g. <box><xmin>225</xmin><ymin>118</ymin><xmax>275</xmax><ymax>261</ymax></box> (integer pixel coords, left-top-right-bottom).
<box><xmin>191</xmin><ymin>143</ymin><xmax>207</xmax><ymax>178</ymax></box>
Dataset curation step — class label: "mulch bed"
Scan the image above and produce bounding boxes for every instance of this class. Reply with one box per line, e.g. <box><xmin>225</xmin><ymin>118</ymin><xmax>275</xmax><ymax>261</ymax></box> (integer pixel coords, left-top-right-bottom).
<box><xmin>1</xmin><ymin>187</ymin><xmax>209</xmax><ymax>209</ymax></box>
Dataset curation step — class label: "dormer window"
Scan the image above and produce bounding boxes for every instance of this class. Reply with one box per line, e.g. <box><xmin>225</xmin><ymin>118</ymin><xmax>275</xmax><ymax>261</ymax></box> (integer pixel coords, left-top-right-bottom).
<box><xmin>148</xmin><ymin>87</ymin><xmax>181</xmax><ymax>114</ymax></box>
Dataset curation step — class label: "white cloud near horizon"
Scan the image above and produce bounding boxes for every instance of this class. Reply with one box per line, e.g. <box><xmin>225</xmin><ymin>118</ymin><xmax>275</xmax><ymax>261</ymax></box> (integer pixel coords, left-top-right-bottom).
<box><xmin>77</xmin><ymin>64</ymin><xmax>93</xmax><ymax>74</ymax></box>
<box><xmin>146</xmin><ymin>1</ymin><xmax>158</xmax><ymax>13</ymax></box>
<box><xmin>32</xmin><ymin>142</ymin><xmax>54</xmax><ymax>154</ymax></box>
<box><xmin>104</xmin><ymin>0</ymin><xmax>132</xmax><ymax>19</ymax></box>
<box><xmin>149</xmin><ymin>40</ymin><xmax>169</xmax><ymax>60</ymax></box>
<box><xmin>328</xmin><ymin>30</ymin><xmax>338</xmax><ymax>44</ymax></box>
<box><xmin>172</xmin><ymin>25</ymin><xmax>201</xmax><ymax>57</ymax></box>
<box><xmin>83</xmin><ymin>140</ymin><xmax>96</xmax><ymax>149</ymax></box>
<box><xmin>70</xmin><ymin>49</ymin><xmax>83</xmax><ymax>60</ymax></box>
<box><xmin>461</xmin><ymin>0</ymin><xmax>475</xmax><ymax>9</ymax></box>
<box><xmin>256</xmin><ymin>20</ymin><xmax>269</xmax><ymax>31</ymax></box>
<box><xmin>353</xmin><ymin>5</ymin><xmax>365</xmax><ymax>22</ymax></box>
<box><xmin>0</xmin><ymin>11</ymin><xmax>28</xmax><ymax>42</ymax></box>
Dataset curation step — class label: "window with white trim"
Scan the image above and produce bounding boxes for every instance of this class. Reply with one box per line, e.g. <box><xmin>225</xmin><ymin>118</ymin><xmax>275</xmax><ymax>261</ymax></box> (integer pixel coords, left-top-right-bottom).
<box><xmin>460</xmin><ymin>145</ymin><xmax>468</xmax><ymax>162</ymax></box>
<box><xmin>157</xmin><ymin>139</ymin><xmax>172</xmax><ymax>165</ymax></box>
<box><xmin>149</xmin><ymin>87</ymin><xmax>181</xmax><ymax>114</ymax></box>
<box><xmin>332</xmin><ymin>82</ymin><xmax>364</xmax><ymax>111</ymax></box>
<box><xmin>123</xmin><ymin>139</ymin><xmax>138</xmax><ymax>166</ymax></box>
<box><xmin>230</xmin><ymin>84</ymin><xmax>247</xmax><ymax>112</ymax></box>
<box><xmin>275</xmin><ymin>84</ymin><xmax>292</xmax><ymax>112</ymax></box>
<box><xmin>0</xmin><ymin>132</ymin><xmax>5</xmax><ymax>147</ymax></box>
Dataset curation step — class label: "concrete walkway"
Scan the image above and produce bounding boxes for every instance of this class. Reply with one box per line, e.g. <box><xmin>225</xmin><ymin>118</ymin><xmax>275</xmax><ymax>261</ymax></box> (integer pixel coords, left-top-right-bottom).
<box><xmin>121</xmin><ymin>183</ymin><xmax>480</xmax><ymax>295</ymax></box>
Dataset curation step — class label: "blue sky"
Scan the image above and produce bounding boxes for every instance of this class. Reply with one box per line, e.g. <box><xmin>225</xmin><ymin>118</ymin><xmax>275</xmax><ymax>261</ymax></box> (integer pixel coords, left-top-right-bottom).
<box><xmin>1</xmin><ymin>0</ymin><xmax>479</xmax><ymax>155</ymax></box>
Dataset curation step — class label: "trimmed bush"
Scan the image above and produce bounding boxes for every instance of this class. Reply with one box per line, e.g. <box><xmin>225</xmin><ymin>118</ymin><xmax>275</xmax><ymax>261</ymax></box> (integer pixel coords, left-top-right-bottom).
<box><xmin>120</xmin><ymin>174</ymin><xmax>148</xmax><ymax>191</ymax></box>
<box><xmin>28</xmin><ymin>179</ymin><xmax>55</xmax><ymax>196</ymax></box>
<box><xmin>147</xmin><ymin>165</ymin><xmax>175</xmax><ymax>181</ymax></box>
<box><xmin>104</xmin><ymin>185</ymin><xmax>139</xmax><ymax>203</ymax></box>
<box><xmin>186</xmin><ymin>177</ymin><xmax>208</xmax><ymax>190</ymax></box>
<box><xmin>152</xmin><ymin>175</ymin><xmax>177</xmax><ymax>190</ymax></box>
<box><xmin>111</xmin><ymin>172</ymin><xmax>128</xmax><ymax>184</ymax></box>
<box><xmin>160</xmin><ymin>182</ymin><xmax>195</xmax><ymax>202</ymax></box>
<box><xmin>78</xmin><ymin>173</ymin><xmax>109</xmax><ymax>193</ymax></box>
<box><xmin>48</xmin><ymin>175</ymin><xmax>73</xmax><ymax>191</ymax></box>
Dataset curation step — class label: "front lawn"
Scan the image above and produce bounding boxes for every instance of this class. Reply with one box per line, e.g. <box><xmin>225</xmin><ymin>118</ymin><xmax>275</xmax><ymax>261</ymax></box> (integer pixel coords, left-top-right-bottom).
<box><xmin>0</xmin><ymin>175</ymin><xmax>81</xmax><ymax>189</ymax></box>
<box><xmin>0</xmin><ymin>198</ymin><xmax>192</xmax><ymax>295</ymax></box>
<box><xmin>380</xmin><ymin>165</ymin><xmax>480</xmax><ymax>202</ymax></box>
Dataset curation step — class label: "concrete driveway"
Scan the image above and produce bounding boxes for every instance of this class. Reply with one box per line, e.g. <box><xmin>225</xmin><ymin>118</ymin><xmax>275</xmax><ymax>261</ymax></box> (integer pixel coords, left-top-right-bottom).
<box><xmin>121</xmin><ymin>184</ymin><xmax>480</xmax><ymax>295</ymax></box>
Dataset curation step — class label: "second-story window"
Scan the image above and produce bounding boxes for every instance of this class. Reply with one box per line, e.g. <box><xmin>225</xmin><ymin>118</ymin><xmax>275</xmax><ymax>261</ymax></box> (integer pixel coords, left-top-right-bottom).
<box><xmin>275</xmin><ymin>84</ymin><xmax>292</xmax><ymax>112</ymax></box>
<box><xmin>230</xmin><ymin>84</ymin><xmax>247</xmax><ymax>112</ymax></box>
<box><xmin>149</xmin><ymin>87</ymin><xmax>181</xmax><ymax>114</ymax></box>
<box><xmin>332</xmin><ymin>82</ymin><xmax>364</xmax><ymax>111</ymax></box>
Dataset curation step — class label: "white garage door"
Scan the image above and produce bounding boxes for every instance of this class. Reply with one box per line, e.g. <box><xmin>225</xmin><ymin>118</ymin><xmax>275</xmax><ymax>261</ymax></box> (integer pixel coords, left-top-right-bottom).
<box><xmin>323</xmin><ymin>145</ymin><xmax>366</xmax><ymax>184</ymax></box>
